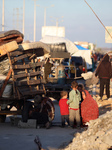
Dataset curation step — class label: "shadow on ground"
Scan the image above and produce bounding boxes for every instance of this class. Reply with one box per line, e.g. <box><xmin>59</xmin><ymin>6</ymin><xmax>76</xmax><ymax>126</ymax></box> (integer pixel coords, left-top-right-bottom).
<box><xmin>99</xmin><ymin>104</ymin><xmax>112</xmax><ymax>116</ymax></box>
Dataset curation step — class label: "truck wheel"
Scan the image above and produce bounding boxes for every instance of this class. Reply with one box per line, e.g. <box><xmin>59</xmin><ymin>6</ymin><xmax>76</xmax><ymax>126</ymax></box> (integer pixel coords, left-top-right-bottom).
<box><xmin>0</xmin><ymin>115</ymin><xmax>6</xmax><ymax>123</ymax></box>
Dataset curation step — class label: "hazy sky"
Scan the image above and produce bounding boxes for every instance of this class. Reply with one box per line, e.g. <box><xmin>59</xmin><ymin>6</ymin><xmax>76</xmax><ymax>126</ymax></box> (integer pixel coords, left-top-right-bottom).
<box><xmin>0</xmin><ymin>0</ymin><xmax>112</xmax><ymax>48</ymax></box>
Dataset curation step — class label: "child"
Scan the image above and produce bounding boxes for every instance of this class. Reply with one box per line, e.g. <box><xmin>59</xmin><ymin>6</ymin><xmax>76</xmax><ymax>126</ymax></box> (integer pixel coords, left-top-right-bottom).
<box><xmin>67</xmin><ymin>81</ymin><xmax>81</xmax><ymax>128</ymax></box>
<box><xmin>59</xmin><ymin>91</ymin><xmax>69</xmax><ymax>127</ymax></box>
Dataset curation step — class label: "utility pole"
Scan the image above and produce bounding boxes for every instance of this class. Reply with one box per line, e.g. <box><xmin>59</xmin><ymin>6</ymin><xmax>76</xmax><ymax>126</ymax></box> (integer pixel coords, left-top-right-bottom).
<box><xmin>2</xmin><ymin>0</ymin><xmax>4</xmax><ymax>31</ymax></box>
<box><xmin>13</xmin><ymin>7</ymin><xmax>22</xmax><ymax>32</ymax></box>
<box><xmin>56</xmin><ymin>18</ymin><xmax>58</xmax><ymax>27</ymax></box>
<box><xmin>23</xmin><ymin>0</ymin><xmax>25</xmax><ymax>35</ymax></box>
<box><xmin>37</xmin><ymin>5</ymin><xmax>54</xmax><ymax>27</ymax></box>
<box><xmin>44</xmin><ymin>5</ymin><xmax>54</xmax><ymax>27</ymax></box>
<box><xmin>16</xmin><ymin>8</ymin><xmax>20</xmax><ymax>30</ymax></box>
<box><xmin>44</xmin><ymin>7</ymin><xmax>46</xmax><ymax>26</ymax></box>
<box><xmin>32</xmin><ymin>0</ymin><xmax>38</xmax><ymax>42</ymax></box>
<box><xmin>13</xmin><ymin>8</ymin><xmax>15</xmax><ymax>29</ymax></box>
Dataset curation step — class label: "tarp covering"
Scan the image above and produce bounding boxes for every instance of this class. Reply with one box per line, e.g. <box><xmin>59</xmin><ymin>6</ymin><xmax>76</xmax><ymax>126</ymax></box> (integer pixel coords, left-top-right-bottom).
<box><xmin>40</xmin><ymin>35</ymin><xmax>78</xmax><ymax>55</ymax></box>
<box><xmin>76</xmin><ymin>45</ymin><xmax>89</xmax><ymax>50</ymax></box>
<box><xmin>50</xmin><ymin>51</ymin><xmax>70</xmax><ymax>58</ymax></box>
<box><xmin>19</xmin><ymin>41</ymin><xmax>50</xmax><ymax>57</ymax></box>
<box><xmin>72</xmin><ymin>45</ymin><xmax>92</xmax><ymax>70</ymax></box>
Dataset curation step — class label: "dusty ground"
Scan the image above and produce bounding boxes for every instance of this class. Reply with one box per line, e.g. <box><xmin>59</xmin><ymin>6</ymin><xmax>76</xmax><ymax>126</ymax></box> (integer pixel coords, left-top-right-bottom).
<box><xmin>0</xmin><ymin>101</ymin><xmax>78</xmax><ymax>150</ymax></box>
<box><xmin>0</xmin><ymin>82</ymin><xmax>112</xmax><ymax>150</ymax></box>
<box><xmin>87</xmin><ymin>83</ymin><xmax>112</xmax><ymax>116</ymax></box>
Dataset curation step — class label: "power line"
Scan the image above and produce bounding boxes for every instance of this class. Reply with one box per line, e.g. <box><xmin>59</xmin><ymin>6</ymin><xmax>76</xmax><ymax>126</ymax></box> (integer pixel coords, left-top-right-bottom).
<box><xmin>84</xmin><ymin>0</ymin><xmax>112</xmax><ymax>39</ymax></box>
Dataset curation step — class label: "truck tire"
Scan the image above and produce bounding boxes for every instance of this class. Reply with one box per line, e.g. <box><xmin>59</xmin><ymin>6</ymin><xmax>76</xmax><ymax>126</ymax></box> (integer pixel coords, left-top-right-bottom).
<box><xmin>46</xmin><ymin>98</ymin><xmax>55</xmax><ymax>121</ymax></box>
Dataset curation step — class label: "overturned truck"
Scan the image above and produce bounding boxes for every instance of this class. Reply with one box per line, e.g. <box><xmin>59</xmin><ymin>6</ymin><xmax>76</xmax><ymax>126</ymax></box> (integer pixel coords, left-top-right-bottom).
<box><xmin>0</xmin><ymin>30</ymin><xmax>54</xmax><ymax>123</ymax></box>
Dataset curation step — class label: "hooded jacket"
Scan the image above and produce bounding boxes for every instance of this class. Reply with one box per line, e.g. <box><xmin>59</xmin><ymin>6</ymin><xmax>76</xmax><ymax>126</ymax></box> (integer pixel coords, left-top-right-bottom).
<box><xmin>95</xmin><ymin>54</ymin><xmax>112</xmax><ymax>79</ymax></box>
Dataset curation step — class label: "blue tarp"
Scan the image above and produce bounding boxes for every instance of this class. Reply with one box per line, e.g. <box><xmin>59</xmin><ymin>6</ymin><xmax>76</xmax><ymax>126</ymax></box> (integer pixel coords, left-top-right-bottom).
<box><xmin>72</xmin><ymin>45</ymin><xmax>92</xmax><ymax>69</ymax></box>
<box><xmin>76</xmin><ymin>45</ymin><xmax>89</xmax><ymax>50</ymax></box>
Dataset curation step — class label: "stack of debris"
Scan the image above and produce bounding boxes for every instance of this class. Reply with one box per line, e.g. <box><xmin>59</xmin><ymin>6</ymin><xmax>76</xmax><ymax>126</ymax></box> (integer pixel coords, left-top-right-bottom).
<box><xmin>0</xmin><ymin>30</ymin><xmax>50</xmax><ymax>99</ymax></box>
<box><xmin>61</xmin><ymin>110</ymin><xmax>112</xmax><ymax>150</ymax></box>
<box><xmin>0</xmin><ymin>30</ymin><xmax>23</xmax><ymax>98</ymax></box>
<box><xmin>0</xmin><ymin>58</ymin><xmax>10</xmax><ymax>75</ymax></box>
<box><xmin>0</xmin><ymin>30</ymin><xmax>24</xmax><ymax>46</ymax></box>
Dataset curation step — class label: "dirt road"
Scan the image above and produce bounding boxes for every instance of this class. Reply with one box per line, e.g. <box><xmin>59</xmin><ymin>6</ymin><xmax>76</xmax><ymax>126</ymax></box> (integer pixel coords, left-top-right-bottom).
<box><xmin>0</xmin><ymin>101</ymin><xmax>81</xmax><ymax>150</ymax></box>
<box><xmin>0</xmin><ymin>81</ymin><xmax>112</xmax><ymax>150</ymax></box>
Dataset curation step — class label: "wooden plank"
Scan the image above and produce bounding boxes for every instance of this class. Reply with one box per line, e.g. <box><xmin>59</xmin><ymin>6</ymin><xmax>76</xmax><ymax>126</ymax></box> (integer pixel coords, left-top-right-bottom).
<box><xmin>46</xmin><ymin>91</ymin><xmax>64</xmax><ymax>93</ymax></box>
<box><xmin>29</xmin><ymin>54</ymin><xmax>36</xmax><ymax>60</ymax></box>
<box><xmin>22</xmin><ymin>57</ymin><xmax>32</xmax><ymax>94</ymax></box>
<box><xmin>29</xmin><ymin>61</ymin><xmax>44</xmax><ymax>68</ymax></box>
<box><xmin>16</xmin><ymin>79</ymin><xmax>45</xmax><ymax>86</ymax></box>
<box><xmin>11</xmin><ymin>53</ymin><xmax>32</xmax><ymax>64</ymax></box>
<box><xmin>0</xmin><ymin>110</ymin><xmax>22</xmax><ymax>115</ymax></box>
<box><xmin>0</xmin><ymin>69</ymin><xmax>12</xmax><ymax>97</ymax></box>
<box><xmin>12</xmin><ymin>61</ymin><xmax>43</xmax><ymax>69</ymax></box>
<box><xmin>0</xmin><ymin>41</ymin><xmax>18</xmax><ymax>56</ymax></box>
<box><xmin>30</xmin><ymin>71</ymin><xmax>41</xmax><ymax>76</ymax></box>
<box><xmin>14</xmin><ymin>71</ymin><xmax>41</xmax><ymax>79</ymax></box>
<box><xmin>16</xmin><ymin>81</ymin><xmax>29</xmax><ymax>86</ymax></box>
<box><xmin>31</xmin><ymin>57</ymin><xmax>39</xmax><ymax>90</ymax></box>
<box><xmin>12</xmin><ymin>64</ymin><xmax>31</xmax><ymax>69</ymax></box>
<box><xmin>19</xmin><ymin>89</ymin><xmax>45</xmax><ymax>96</ymax></box>
<box><xmin>9</xmin><ymin>50</ymin><xmax>24</xmax><ymax>57</ymax></box>
<box><xmin>28</xmin><ymin>80</ymin><xmax>41</xmax><ymax>85</ymax></box>
<box><xmin>9</xmin><ymin>48</ymin><xmax>36</xmax><ymax>57</ymax></box>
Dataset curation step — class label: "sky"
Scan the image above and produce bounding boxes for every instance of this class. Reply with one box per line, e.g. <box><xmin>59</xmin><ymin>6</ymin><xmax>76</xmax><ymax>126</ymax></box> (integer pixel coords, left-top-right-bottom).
<box><xmin>0</xmin><ymin>0</ymin><xmax>112</xmax><ymax>48</ymax></box>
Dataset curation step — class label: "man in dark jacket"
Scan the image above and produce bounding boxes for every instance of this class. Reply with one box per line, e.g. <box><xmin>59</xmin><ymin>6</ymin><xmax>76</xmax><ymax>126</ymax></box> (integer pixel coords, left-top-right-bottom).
<box><xmin>95</xmin><ymin>54</ymin><xmax>112</xmax><ymax>100</ymax></box>
<box><xmin>44</xmin><ymin>58</ymin><xmax>53</xmax><ymax>83</ymax></box>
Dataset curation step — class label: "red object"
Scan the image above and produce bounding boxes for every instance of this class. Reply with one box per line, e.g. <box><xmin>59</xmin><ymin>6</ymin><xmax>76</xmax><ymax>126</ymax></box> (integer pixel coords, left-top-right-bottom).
<box><xmin>59</xmin><ymin>98</ymin><xmax>69</xmax><ymax>115</ymax></box>
<box><xmin>70</xmin><ymin>108</ymin><xmax>79</xmax><ymax>110</ymax></box>
<box><xmin>83</xmin><ymin>67</ymin><xmax>85</xmax><ymax>72</ymax></box>
<box><xmin>65</xmin><ymin>72</ymin><xmax>69</xmax><ymax>78</ymax></box>
<box><xmin>81</xmin><ymin>90</ymin><xmax>99</xmax><ymax>123</ymax></box>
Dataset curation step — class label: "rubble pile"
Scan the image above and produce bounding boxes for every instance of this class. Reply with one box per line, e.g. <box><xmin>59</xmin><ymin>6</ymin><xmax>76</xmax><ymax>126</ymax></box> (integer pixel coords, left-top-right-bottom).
<box><xmin>0</xmin><ymin>58</ymin><xmax>9</xmax><ymax>75</ymax></box>
<box><xmin>63</xmin><ymin>110</ymin><xmax>112</xmax><ymax>150</ymax></box>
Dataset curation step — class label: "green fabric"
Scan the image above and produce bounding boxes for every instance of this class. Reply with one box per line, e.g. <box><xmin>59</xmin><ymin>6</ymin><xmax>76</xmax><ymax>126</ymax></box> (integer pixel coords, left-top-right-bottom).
<box><xmin>67</xmin><ymin>89</ymin><xmax>81</xmax><ymax>109</ymax></box>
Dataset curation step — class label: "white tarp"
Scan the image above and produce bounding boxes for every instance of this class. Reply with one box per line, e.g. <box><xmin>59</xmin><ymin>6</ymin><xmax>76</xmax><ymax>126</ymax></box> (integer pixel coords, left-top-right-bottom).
<box><xmin>72</xmin><ymin>49</ymin><xmax>92</xmax><ymax>69</ymax></box>
<box><xmin>40</xmin><ymin>35</ymin><xmax>78</xmax><ymax>55</ymax></box>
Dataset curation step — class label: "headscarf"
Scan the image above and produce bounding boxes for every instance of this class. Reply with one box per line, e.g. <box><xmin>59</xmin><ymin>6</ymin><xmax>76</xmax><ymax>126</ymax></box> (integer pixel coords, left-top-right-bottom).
<box><xmin>81</xmin><ymin>90</ymin><xmax>99</xmax><ymax>123</ymax></box>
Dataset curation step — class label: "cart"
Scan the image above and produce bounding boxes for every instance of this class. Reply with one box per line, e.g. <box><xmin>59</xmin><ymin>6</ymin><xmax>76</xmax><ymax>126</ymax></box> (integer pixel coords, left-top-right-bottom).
<box><xmin>0</xmin><ymin>40</ymin><xmax>50</xmax><ymax>122</ymax></box>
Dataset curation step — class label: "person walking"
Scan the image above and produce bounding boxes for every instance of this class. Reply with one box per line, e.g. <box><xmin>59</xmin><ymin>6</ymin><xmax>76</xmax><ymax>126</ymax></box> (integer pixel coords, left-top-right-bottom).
<box><xmin>95</xmin><ymin>54</ymin><xmax>112</xmax><ymax>100</ymax></box>
<box><xmin>91</xmin><ymin>53</ymin><xmax>96</xmax><ymax>72</ymax></box>
<box><xmin>67</xmin><ymin>81</ymin><xmax>81</xmax><ymax>128</ymax></box>
<box><xmin>59</xmin><ymin>91</ymin><xmax>69</xmax><ymax>127</ymax></box>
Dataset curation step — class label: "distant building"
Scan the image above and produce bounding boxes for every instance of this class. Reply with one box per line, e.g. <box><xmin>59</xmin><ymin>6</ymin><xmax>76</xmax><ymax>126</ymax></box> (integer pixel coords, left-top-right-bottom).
<box><xmin>74</xmin><ymin>41</ymin><xmax>94</xmax><ymax>50</ymax></box>
<box><xmin>41</xmin><ymin>26</ymin><xmax>65</xmax><ymax>38</ymax></box>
